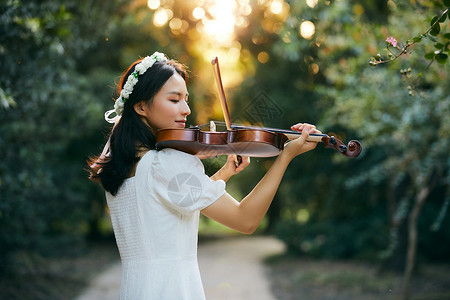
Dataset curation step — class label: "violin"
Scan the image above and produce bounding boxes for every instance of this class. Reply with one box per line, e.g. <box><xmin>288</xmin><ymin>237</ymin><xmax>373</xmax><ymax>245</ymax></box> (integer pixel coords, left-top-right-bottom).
<box><xmin>156</xmin><ymin>57</ymin><xmax>362</xmax><ymax>159</ymax></box>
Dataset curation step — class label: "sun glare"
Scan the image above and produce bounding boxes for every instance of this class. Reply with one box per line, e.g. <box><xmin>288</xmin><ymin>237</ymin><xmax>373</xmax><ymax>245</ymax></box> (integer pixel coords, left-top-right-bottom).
<box><xmin>145</xmin><ymin>0</ymin><xmax>296</xmax><ymax>87</ymax></box>
<box><xmin>202</xmin><ymin>1</ymin><xmax>237</xmax><ymax>45</ymax></box>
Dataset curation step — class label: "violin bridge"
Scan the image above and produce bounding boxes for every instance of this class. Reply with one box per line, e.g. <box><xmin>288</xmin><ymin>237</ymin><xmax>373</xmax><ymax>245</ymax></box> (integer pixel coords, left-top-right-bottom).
<box><xmin>210</xmin><ymin>120</ymin><xmax>216</xmax><ymax>132</ymax></box>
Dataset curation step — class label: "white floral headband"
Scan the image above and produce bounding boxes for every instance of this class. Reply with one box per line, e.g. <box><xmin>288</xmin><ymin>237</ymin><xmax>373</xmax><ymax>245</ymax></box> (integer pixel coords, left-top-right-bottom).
<box><xmin>91</xmin><ymin>52</ymin><xmax>168</xmax><ymax>169</ymax></box>
<box><xmin>104</xmin><ymin>51</ymin><xmax>168</xmax><ymax>124</ymax></box>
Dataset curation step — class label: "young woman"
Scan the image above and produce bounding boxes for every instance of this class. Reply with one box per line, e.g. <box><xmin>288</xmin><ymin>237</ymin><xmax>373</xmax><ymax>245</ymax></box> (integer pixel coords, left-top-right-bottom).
<box><xmin>88</xmin><ymin>52</ymin><xmax>321</xmax><ymax>299</ymax></box>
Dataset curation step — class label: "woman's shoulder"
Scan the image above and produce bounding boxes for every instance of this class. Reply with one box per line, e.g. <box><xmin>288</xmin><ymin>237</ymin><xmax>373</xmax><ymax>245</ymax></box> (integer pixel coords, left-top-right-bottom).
<box><xmin>135</xmin><ymin>149</ymin><xmax>206</xmax><ymax>191</ymax></box>
<box><xmin>139</xmin><ymin>148</ymin><xmax>202</xmax><ymax>170</ymax></box>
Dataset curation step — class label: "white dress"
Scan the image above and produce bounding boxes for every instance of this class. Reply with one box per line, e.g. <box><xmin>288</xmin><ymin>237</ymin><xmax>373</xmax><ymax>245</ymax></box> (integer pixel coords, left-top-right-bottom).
<box><xmin>105</xmin><ymin>149</ymin><xmax>226</xmax><ymax>299</ymax></box>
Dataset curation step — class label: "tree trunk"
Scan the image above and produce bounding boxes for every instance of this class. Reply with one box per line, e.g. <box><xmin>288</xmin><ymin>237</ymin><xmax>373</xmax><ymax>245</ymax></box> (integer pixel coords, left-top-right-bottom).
<box><xmin>402</xmin><ymin>186</ymin><xmax>430</xmax><ymax>300</ymax></box>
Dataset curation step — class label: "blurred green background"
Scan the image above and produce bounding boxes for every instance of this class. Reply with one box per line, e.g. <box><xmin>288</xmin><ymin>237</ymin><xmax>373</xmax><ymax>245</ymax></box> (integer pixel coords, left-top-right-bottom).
<box><xmin>1</xmin><ymin>0</ymin><xmax>449</xmax><ymax>299</ymax></box>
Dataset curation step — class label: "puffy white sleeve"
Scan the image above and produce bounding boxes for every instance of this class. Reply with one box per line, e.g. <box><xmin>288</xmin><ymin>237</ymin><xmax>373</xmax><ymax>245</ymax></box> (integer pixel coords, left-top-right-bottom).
<box><xmin>149</xmin><ymin>149</ymin><xmax>226</xmax><ymax>215</ymax></box>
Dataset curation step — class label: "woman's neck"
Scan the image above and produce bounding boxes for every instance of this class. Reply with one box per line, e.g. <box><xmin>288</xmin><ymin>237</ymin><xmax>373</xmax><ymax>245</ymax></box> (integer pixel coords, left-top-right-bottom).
<box><xmin>129</xmin><ymin>144</ymin><xmax>150</xmax><ymax>178</ymax></box>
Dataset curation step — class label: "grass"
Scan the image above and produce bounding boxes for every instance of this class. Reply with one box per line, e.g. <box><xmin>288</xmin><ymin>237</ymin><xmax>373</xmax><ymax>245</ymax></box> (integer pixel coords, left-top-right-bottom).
<box><xmin>265</xmin><ymin>254</ymin><xmax>450</xmax><ymax>300</ymax></box>
<box><xmin>0</xmin><ymin>242</ymin><xmax>119</xmax><ymax>300</ymax></box>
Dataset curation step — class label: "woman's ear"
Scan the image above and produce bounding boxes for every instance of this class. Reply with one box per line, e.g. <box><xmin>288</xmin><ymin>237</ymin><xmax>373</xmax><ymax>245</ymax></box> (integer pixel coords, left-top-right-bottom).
<box><xmin>133</xmin><ymin>101</ymin><xmax>148</xmax><ymax>117</ymax></box>
<box><xmin>133</xmin><ymin>101</ymin><xmax>154</xmax><ymax>130</ymax></box>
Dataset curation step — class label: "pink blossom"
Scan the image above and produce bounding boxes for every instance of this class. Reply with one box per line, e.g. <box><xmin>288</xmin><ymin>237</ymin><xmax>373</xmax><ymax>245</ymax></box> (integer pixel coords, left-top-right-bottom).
<box><xmin>386</xmin><ymin>36</ymin><xmax>398</xmax><ymax>47</ymax></box>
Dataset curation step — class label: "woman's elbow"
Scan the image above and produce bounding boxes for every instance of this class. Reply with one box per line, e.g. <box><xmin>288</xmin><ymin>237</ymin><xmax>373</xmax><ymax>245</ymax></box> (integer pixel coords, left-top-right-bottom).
<box><xmin>238</xmin><ymin>221</ymin><xmax>259</xmax><ymax>235</ymax></box>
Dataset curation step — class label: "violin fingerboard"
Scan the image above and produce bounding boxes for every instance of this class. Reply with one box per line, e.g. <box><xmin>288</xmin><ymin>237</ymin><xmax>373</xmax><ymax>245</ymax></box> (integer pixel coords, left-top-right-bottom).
<box><xmin>284</xmin><ymin>133</ymin><xmax>324</xmax><ymax>143</ymax></box>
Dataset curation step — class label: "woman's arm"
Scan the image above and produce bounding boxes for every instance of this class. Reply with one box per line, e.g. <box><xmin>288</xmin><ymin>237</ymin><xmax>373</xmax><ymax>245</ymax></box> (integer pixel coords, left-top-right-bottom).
<box><xmin>202</xmin><ymin>124</ymin><xmax>319</xmax><ymax>234</ymax></box>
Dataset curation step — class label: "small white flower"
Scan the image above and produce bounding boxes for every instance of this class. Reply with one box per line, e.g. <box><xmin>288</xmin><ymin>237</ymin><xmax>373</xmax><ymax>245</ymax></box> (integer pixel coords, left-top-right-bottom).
<box><xmin>153</xmin><ymin>52</ymin><xmax>166</xmax><ymax>62</ymax></box>
<box><xmin>141</xmin><ymin>57</ymin><xmax>155</xmax><ymax>69</ymax></box>
<box><xmin>135</xmin><ymin>63</ymin><xmax>146</xmax><ymax>74</ymax></box>
<box><xmin>127</xmin><ymin>75</ymin><xmax>138</xmax><ymax>85</ymax></box>
<box><xmin>114</xmin><ymin>98</ymin><xmax>125</xmax><ymax>115</ymax></box>
<box><xmin>123</xmin><ymin>82</ymin><xmax>134</xmax><ymax>93</ymax></box>
<box><xmin>121</xmin><ymin>89</ymin><xmax>132</xmax><ymax>98</ymax></box>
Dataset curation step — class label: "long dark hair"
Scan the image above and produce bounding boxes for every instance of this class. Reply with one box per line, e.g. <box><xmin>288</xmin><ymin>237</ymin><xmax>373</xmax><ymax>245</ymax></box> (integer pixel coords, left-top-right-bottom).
<box><xmin>88</xmin><ymin>56</ymin><xmax>188</xmax><ymax>195</ymax></box>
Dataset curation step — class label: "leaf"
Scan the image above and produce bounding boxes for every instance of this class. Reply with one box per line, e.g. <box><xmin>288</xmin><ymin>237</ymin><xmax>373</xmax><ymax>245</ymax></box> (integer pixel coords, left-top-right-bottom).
<box><xmin>413</xmin><ymin>35</ymin><xmax>422</xmax><ymax>43</ymax></box>
<box><xmin>430</xmin><ymin>16</ymin><xmax>439</xmax><ymax>26</ymax></box>
<box><xmin>438</xmin><ymin>11</ymin><xmax>447</xmax><ymax>23</ymax></box>
<box><xmin>435</xmin><ymin>43</ymin><xmax>444</xmax><ymax>49</ymax></box>
<box><xmin>444</xmin><ymin>33</ymin><xmax>450</xmax><ymax>40</ymax></box>
<box><xmin>444</xmin><ymin>0</ymin><xmax>450</xmax><ymax>6</ymax></box>
<box><xmin>430</xmin><ymin>24</ymin><xmax>441</xmax><ymax>36</ymax></box>
<box><xmin>426</xmin><ymin>34</ymin><xmax>438</xmax><ymax>42</ymax></box>
<box><xmin>435</xmin><ymin>52</ymin><xmax>448</xmax><ymax>64</ymax></box>
<box><xmin>424</xmin><ymin>52</ymin><xmax>435</xmax><ymax>60</ymax></box>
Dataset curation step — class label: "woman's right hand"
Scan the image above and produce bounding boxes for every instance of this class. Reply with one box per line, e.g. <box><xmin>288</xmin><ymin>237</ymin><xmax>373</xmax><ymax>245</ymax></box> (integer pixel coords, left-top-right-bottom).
<box><xmin>281</xmin><ymin>123</ymin><xmax>321</xmax><ymax>161</ymax></box>
<box><xmin>210</xmin><ymin>155</ymin><xmax>250</xmax><ymax>183</ymax></box>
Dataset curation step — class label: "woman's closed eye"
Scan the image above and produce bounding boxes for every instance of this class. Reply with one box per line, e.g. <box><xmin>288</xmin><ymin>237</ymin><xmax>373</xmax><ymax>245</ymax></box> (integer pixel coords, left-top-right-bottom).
<box><xmin>170</xmin><ymin>98</ymin><xmax>189</xmax><ymax>104</ymax></box>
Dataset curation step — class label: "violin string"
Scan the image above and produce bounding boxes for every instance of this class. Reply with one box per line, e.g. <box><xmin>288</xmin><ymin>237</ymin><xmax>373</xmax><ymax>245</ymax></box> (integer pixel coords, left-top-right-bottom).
<box><xmin>192</xmin><ymin>121</ymin><xmax>231</xmax><ymax>129</ymax></box>
<box><xmin>191</xmin><ymin>120</ymin><xmax>327</xmax><ymax>137</ymax></box>
<box><xmin>196</xmin><ymin>120</ymin><xmax>254</xmax><ymax>128</ymax></box>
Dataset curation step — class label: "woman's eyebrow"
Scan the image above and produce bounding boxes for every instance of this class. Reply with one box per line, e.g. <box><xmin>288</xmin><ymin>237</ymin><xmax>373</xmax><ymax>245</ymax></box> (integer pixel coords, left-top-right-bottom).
<box><xmin>166</xmin><ymin>91</ymin><xmax>189</xmax><ymax>97</ymax></box>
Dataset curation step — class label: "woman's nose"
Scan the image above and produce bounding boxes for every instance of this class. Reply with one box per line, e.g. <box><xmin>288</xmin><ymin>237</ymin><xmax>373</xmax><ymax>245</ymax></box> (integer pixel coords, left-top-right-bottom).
<box><xmin>182</xmin><ymin>100</ymin><xmax>191</xmax><ymax>115</ymax></box>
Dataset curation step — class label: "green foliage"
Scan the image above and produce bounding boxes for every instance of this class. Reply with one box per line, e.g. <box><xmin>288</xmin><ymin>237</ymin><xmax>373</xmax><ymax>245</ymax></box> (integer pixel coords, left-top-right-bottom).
<box><xmin>258</xmin><ymin>0</ymin><xmax>450</xmax><ymax>262</ymax></box>
<box><xmin>370</xmin><ymin>8</ymin><xmax>449</xmax><ymax>66</ymax></box>
<box><xmin>0</xmin><ymin>0</ymin><xmax>127</xmax><ymax>271</ymax></box>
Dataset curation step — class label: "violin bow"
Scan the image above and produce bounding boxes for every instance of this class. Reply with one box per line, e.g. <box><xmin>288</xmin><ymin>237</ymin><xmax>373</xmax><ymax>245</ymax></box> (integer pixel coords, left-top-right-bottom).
<box><xmin>211</xmin><ymin>57</ymin><xmax>243</xmax><ymax>165</ymax></box>
<box><xmin>211</xmin><ymin>57</ymin><xmax>233</xmax><ymax>131</ymax></box>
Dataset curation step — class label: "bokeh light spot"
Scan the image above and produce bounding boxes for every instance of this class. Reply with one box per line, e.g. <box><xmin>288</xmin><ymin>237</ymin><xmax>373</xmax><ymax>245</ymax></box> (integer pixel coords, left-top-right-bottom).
<box><xmin>193</xmin><ymin>7</ymin><xmax>205</xmax><ymax>20</ymax></box>
<box><xmin>153</xmin><ymin>8</ymin><xmax>172</xmax><ymax>27</ymax></box>
<box><xmin>300</xmin><ymin>20</ymin><xmax>315</xmax><ymax>39</ymax></box>
<box><xmin>147</xmin><ymin>0</ymin><xmax>160</xmax><ymax>10</ymax></box>
<box><xmin>306</xmin><ymin>0</ymin><xmax>318</xmax><ymax>9</ymax></box>
<box><xmin>257</xmin><ymin>51</ymin><xmax>269</xmax><ymax>63</ymax></box>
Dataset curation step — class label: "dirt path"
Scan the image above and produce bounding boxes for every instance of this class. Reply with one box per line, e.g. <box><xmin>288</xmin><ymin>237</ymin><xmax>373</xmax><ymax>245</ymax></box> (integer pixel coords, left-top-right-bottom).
<box><xmin>75</xmin><ymin>235</ymin><xmax>285</xmax><ymax>300</ymax></box>
<box><xmin>199</xmin><ymin>236</ymin><xmax>285</xmax><ymax>300</ymax></box>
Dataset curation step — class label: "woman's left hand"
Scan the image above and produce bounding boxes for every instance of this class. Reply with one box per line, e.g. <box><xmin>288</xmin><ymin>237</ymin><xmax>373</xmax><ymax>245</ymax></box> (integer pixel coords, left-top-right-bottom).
<box><xmin>281</xmin><ymin>123</ymin><xmax>322</xmax><ymax>161</ymax></box>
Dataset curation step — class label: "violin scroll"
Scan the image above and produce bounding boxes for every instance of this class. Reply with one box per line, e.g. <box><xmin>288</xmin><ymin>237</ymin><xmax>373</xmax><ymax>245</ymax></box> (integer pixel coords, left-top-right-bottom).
<box><xmin>322</xmin><ymin>136</ymin><xmax>362</xmax><ymax>158</ymax></box>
